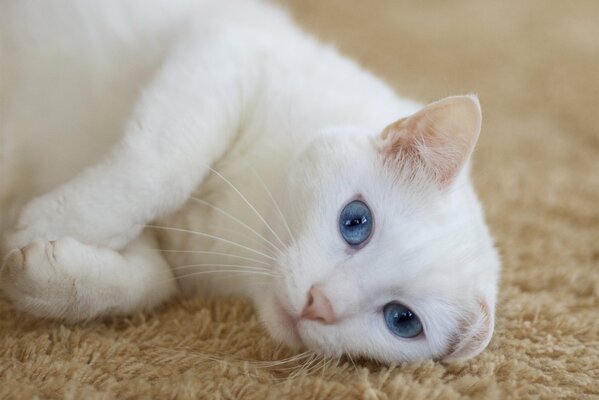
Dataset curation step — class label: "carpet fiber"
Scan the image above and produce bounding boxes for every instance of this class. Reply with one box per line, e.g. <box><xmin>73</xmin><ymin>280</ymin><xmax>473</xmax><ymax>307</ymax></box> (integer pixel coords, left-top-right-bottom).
<box><xmin>1</xmin><ymin>1</ymin><xmax>598</xmax><ymax>398</ymax></box>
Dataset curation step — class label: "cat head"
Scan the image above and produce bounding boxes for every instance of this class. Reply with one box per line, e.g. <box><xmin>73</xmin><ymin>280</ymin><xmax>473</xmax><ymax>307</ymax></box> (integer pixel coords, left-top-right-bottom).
<box><xmin>255</xmin><ymin>95</ymin><xmax>500</xmax><ymax>363</ymax></box>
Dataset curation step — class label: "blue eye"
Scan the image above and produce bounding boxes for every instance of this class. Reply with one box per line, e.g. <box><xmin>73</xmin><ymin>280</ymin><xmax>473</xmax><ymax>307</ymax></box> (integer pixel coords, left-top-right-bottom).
<box><xmin>383</xmin><ymin>303</ymin><xmax>423</xmax><ymax>338</ymax></box>
<box><xmin>339</xmin><ymin>200</ymin><xmax>373</xmax><ymax>246</ymax></box>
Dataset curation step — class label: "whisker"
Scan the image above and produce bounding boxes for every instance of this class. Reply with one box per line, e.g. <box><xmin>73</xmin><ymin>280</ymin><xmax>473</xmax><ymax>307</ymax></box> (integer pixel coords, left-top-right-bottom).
<box><xmin>170</xmin><ymin>263</ymin><xmax>274</xmax><ymax>274</ymax></box>
<box><xmin>145</xmin><ymin>346</ymin><xmax>271</xmax><ymax>381</ymax></box>
<box><xmin>190</xmin><ymin>197</ymin><xmax>283</xmax><ymax>255</ymax></box>
<box><xmin>234</xmin><ymin>279</ymin><xmax>273</xmax><ymax>288</ymax></box>
<box><xmin>149</xmin><ymin>269</ymin><xmax>276</xmax><ymax>288</ymax></box>
<box><xmin>245</xmin><ymin>351</ymin><xmax>315</xmax><ymax>367</ymax></box>
<box><xmin>130</xmin><ymin>247</ymin><xmax>272</xmax><ymax>266</ymax></box>
<box><xmin>258</xmin><ymin>358</ymin><xmax>319</xmax><ymax>372</ymax></box>
<box><xmin>205</xmin><ymin>166</ymin><xmax>287</xmax><ymax>249</ymax></box>
<box><xmin>250</xmin><ymin>166</ymin><xmax>296</xmax><ymax>245</ymax></box>
<box><xmin>209</xmin><ymin>276</ymin><xmax>272</xmax><ymax>287</ymax></box>
<box><xmin>147</xmin><ymin>345</ymin><xmax>319</xmax><ymax>382</ymax></box>
<box><xmin>287</xmin><ymin>357</ymin><xmax>310</xmax><ymax>378</ymax></box>
<box><xmin>145</xmin><ymin>225</ymin><xmax>277</xmax><ymax>262</ymax></box>
<box><xmin>347</xmin><ymin>352</ymin><xmax>359</xmax><ymax>373</ymax></box>
<box><xmin>211</xmin><ymin>226</ymin><xmax>280</xmax><ymax>256</ymax></box>
<box><xmin>290</xmin><ymin>353</ymin><xmax>320</xmax><ymax>378</ymax></box>
<box><xmin>150</xmin><ymin>345</ymin><xmax>314</xmax><ymax>367</ymax></box>
<box><xmin>307</xmin><ymin>356</ymin><xmax>328</xmax><ymax>377</ymax></box>
<box><xmin>176</xmin><ymin>269</ymin><xmax>275</xmax><ymax>278</ymax></box>
<box><xmin>319</xmin><ymin>357</ymin><xmax>333</xmax><ymax>377</ymax></box>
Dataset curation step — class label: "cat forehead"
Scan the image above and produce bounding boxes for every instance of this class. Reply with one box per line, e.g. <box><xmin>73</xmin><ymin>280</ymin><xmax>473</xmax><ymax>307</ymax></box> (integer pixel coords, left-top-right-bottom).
<box><xmin>293</xmin><ymin>130</ymin><xmax>441</xmax><ymax>200</ymax></box>
<box><xmin>297</xmin><ymin>137</ymin><xmax>376</xmax><ymax>181</ymax></box>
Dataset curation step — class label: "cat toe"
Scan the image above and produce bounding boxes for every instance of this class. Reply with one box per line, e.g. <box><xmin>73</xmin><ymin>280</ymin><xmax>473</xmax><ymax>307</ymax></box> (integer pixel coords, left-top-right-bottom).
<box><xmin>1</xmin><ymin>248</ymin><xmax>25</xmax><ymax>282</ymax></box>
<box><xmin>2</xmin><ymin>241</ymin><xmax>51</xmax><ymax>282</ymax></box>
<box><xmin>0</xmin><ymin>239</ymin><xmax>77</xmax><ymax>317</ymax></box>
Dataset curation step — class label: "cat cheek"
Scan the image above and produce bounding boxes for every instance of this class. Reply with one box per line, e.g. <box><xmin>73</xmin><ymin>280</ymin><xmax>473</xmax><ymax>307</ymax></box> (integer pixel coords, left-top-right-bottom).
<box><xmin>441</xmin><ymin>297</ymin><xmax>494</xmax><ymax>362</ymax></box>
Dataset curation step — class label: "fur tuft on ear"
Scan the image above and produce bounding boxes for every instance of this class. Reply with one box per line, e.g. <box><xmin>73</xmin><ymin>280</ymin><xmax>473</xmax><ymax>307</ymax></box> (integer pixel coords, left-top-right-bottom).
<box><xmin>443</xmin><ymin>297</ymin><xmax>495</xmax><ymax>362</ymax></box>
<box><xmin>378</xmin><ymin>95</ymin><xmax>482</xmax><ymax>186</ymax></box>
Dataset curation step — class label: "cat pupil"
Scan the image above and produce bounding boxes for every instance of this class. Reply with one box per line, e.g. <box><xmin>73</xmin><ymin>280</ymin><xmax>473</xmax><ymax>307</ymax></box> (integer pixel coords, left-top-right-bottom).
<box><xmin>396</xmin><ymin>309</ymin><xmax>413</xmax><ymax>321</ymax></box>
<box><xmin>345</xmin><ymin>216</ymin><xmax>366</xmax><ymax>227</ymax></box>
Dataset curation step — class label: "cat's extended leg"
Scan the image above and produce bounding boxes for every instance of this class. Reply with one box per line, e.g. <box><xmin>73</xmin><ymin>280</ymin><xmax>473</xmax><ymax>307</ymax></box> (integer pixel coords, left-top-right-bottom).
<box><xmin>0</xmin><ymin>231</ymin><xmax>177</xmax><ymax>321</ymax></box>
<box><xmin>4</xmin><ymin>29</ymin><xmax>259</xmax><ymax>252</ymax></box>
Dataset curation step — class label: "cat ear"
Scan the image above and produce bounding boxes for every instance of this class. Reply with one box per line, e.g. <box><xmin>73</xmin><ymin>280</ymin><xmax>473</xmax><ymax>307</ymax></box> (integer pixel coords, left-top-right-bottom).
<box><xmin>378</xmin><ymin>95</ymin><xmax>482</xmax><ymax>186</ymax></box>
<box><xmin>443</xmin><ymin>297</ymin><xmax>494</xmax><ymax>362</ymax></box>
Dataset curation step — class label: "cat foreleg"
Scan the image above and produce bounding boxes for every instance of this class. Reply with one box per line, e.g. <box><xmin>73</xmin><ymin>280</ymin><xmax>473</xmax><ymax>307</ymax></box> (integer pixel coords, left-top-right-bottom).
<box><xmin>4</xmin><ymin>32</ymin><xmax>256</xmax><ymax>252</ymax></box>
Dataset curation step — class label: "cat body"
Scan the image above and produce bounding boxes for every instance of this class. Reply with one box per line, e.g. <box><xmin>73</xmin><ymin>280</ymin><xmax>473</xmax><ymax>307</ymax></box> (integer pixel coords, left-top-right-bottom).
<box><xmin>1</xmin><ymin>0</ymin><xmax>500</xmax><ymax>363</ymax></box>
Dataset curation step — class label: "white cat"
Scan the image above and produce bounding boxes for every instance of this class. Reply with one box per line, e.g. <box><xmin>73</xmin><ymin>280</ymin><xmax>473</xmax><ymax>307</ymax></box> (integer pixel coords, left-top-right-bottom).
<box><xmin>0</xmin><ymin>0</ymin><xmax>500</xmax><ymax>363</ymax></box>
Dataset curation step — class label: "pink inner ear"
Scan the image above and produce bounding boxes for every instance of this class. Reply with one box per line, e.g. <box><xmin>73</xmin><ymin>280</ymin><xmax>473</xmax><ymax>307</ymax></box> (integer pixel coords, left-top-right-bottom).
<box><xmin>379</xmin><ymin>95</ymin><xmax>482</xmax><ymax>186</ymax></box>
<box><xmin>443</xmin><ymin>297</ymin><xmax>494</xmax><ymax>362</ymax></box>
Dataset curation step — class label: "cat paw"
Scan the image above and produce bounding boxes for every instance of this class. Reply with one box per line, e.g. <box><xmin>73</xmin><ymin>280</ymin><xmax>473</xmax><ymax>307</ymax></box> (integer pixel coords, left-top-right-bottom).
<box><xmin>5</xmin><ymin>192</ymin><xmax>137</xmax><ymax>252</ymax></box>
<box><xmin>1</xmin><ymin>238</ymin><xmax>83</xmax><ymax>320</ymax></box>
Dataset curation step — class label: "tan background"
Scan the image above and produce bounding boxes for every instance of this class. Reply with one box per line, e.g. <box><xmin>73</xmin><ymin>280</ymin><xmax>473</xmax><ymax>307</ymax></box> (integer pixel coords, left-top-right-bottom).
<box><xmin>1</xmin><ymin>1</ymin><xmax>598</xmax><ymax>398</ymax></box>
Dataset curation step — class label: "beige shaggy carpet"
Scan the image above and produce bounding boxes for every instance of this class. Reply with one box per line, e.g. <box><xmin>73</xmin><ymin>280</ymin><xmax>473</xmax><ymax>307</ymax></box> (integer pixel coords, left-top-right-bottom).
<box><xmin>1</xmin><ymin>1</ymin><xmax>598</xmax><ymax>398</ymax></box>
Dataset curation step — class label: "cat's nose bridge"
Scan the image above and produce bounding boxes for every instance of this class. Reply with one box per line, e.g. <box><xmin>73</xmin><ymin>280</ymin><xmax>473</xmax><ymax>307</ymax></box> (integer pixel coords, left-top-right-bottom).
<box><xmin>300</xmin><ymin>284</ymin><xmax>337</xmax><ymax>324</ymax></box>
<box><xmin>300</xmin><ymin>275</ymin><xmax>362</xmax><ymax>324</ymax></box>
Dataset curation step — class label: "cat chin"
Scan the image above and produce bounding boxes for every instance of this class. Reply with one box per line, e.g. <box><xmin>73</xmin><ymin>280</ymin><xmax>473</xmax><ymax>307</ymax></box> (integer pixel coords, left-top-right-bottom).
<box><xmin>261</xmin><ymin>299</ymin><xmax>345</xmax><ymax>359</ymax></box>
<box><xmin>255</xmin><ymin>290</ymin><xmax>305</xmax><ymax>350</ymax></box>
<box><xmin>258</xmin><ymin>289</ymin><xmax>356</xmax><ymax>359</ymax></box>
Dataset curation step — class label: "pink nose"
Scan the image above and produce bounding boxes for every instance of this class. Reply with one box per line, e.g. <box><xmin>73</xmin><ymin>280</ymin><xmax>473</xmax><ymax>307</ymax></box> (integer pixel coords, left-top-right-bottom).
<box><xmin>301</xmin><ymin>285</ymin><xmax>337</xmax><ymax>324</ymax></box>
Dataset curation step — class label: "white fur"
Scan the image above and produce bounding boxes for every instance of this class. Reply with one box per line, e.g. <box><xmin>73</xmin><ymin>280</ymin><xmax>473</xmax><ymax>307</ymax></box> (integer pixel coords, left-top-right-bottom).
<box><xmin>0</xmin><ymin>0</ymin><xmax>500</xmax><ymax>362</ymax></box>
